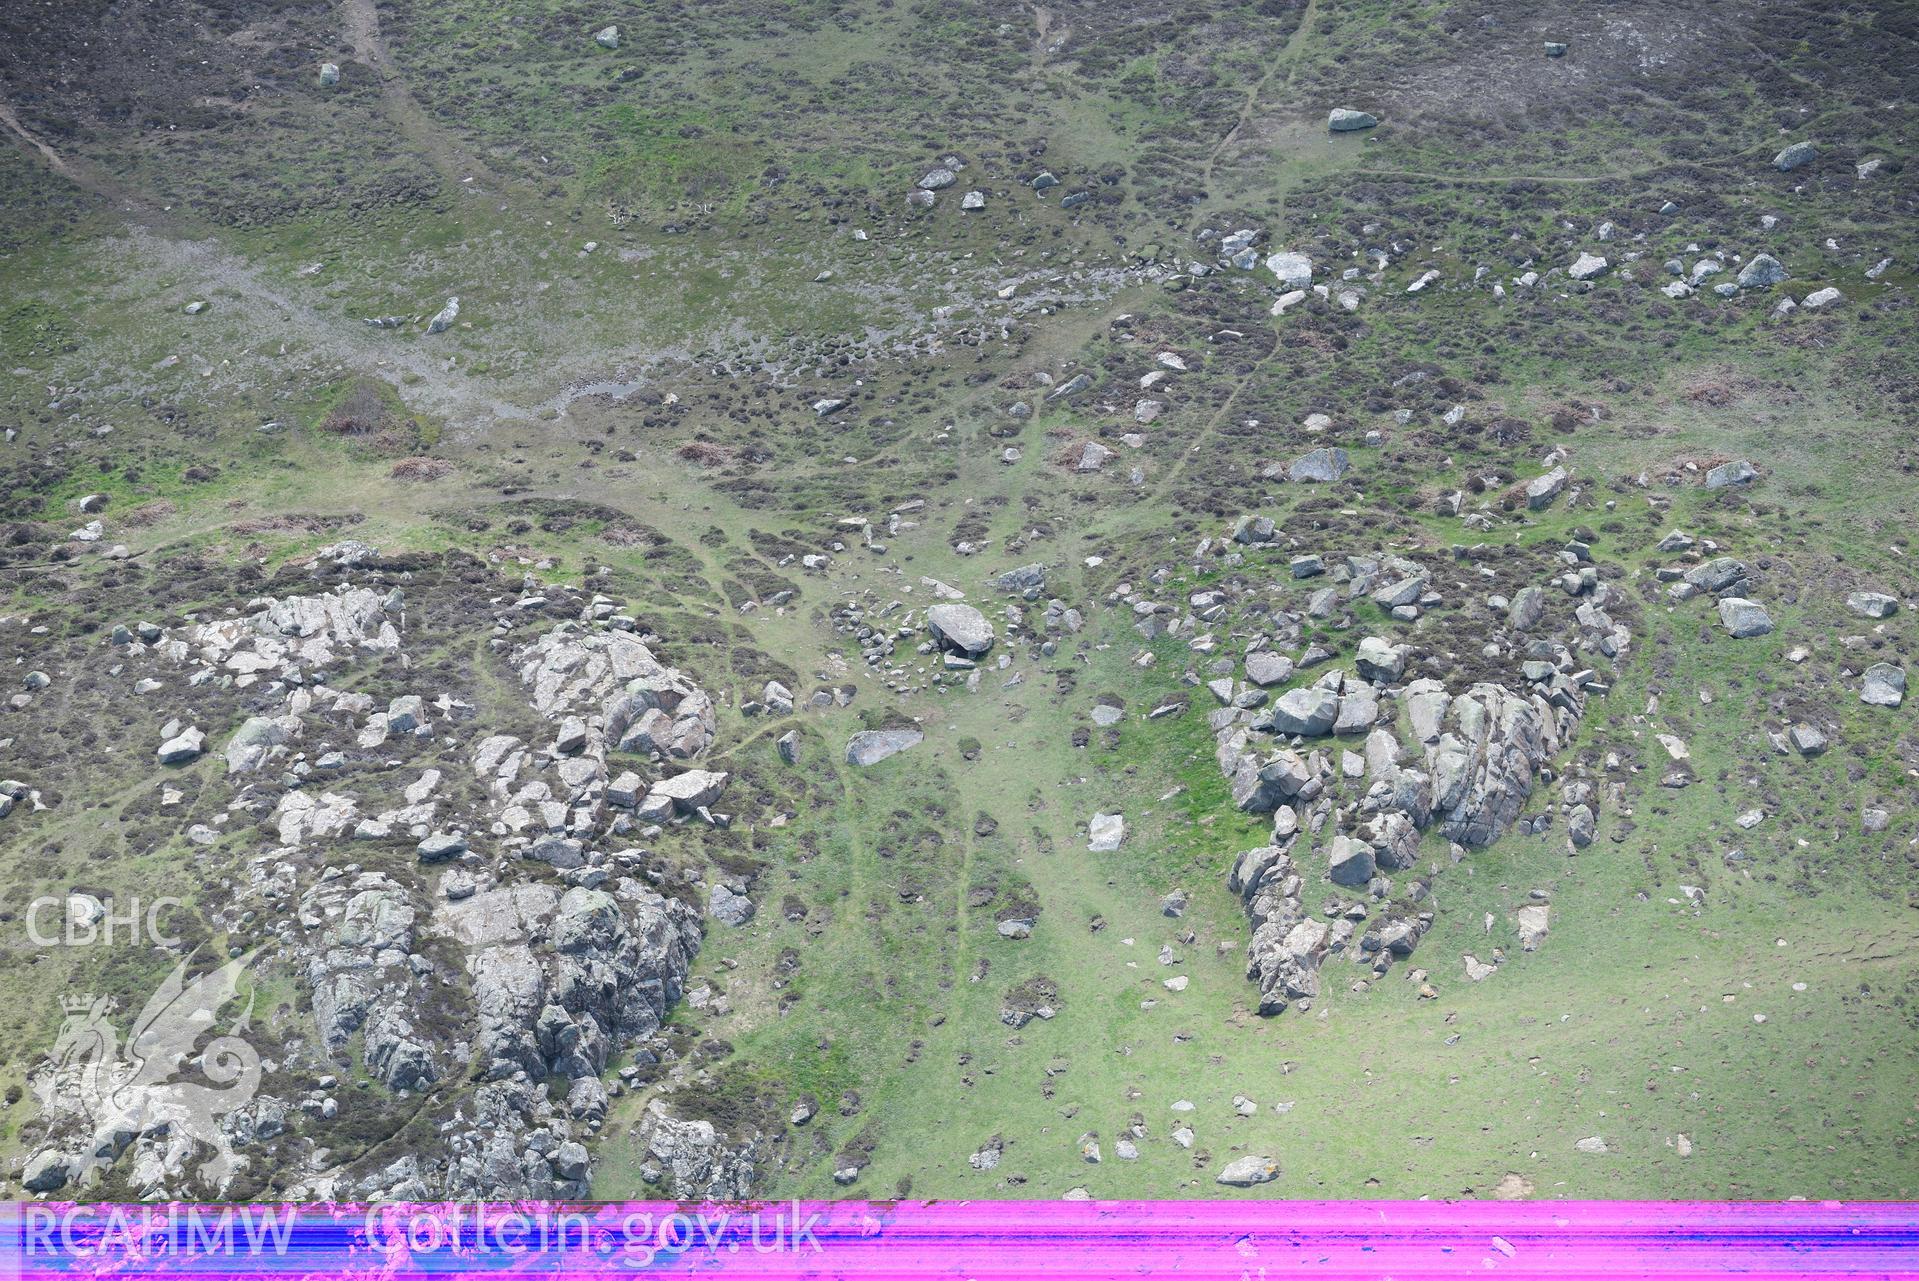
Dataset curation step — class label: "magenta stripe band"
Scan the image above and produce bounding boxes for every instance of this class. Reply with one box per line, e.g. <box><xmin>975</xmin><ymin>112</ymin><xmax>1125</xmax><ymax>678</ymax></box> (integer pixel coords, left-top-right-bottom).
<box><xmin>6</xmin><ymin>1201</ymin><xmax>1919</xmax><ymax>1278</ymax></box>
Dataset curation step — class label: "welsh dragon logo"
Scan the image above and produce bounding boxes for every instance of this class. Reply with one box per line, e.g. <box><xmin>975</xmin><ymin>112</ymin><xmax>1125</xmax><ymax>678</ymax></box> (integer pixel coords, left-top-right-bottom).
<box><xmin>29</xmin><ymin>950</ymin><xmax>262</xmax><ymax>1192</ymax></box>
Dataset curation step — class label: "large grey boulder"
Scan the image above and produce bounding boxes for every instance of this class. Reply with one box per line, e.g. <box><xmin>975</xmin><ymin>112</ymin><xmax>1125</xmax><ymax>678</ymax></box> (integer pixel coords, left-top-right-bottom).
<box><xmin>1371</xmin><ymin>575</ymin><xmax>1426</xmax><ymax>609</ymax></box>
<box><xmin>648</xmin><ymin>769</ymin><xmax>728</xmax><ymax>813</ymax></box>
<box><xmin>1684</xmin><ymin>557</ymin><xmax>1748</xmax><ymax>593</ymax></box>
<box><xmin>1509</xmin><ymin>585</ymin><xmax>1547</xmax><ymax>631</ymax></box>
<box><xmin>927</xmin><ymin>603</ymin><xmax>994</xmax><ymax>656</ymax></box>
<box><xmin>1525</xmin><ymin>467</ymin><xmax>1569</xmax><ymax>509</ymax></box>
<box><xmin>994</xmin><ymin>563</ymin><xmax>1046</xmax><ymax>595</ymax></box>
<box><xmin>606</xmin><ymin>771</ymin><xmax>643</xmax><ymax>808</ymax></box>
<box><xmin>1568</xmin><ymin>254</ymin><xmax>1608</xmax><ymax>281</ymax></box>
<box><xmin>1717</xmin><ymin>598</ymin><xmax>1773</xmax><ymax>638</ymax></box>
<box><xmin>1265</xmin><ymin>251</ymin><xmax>1313</xmax><ymax>289</ymax></box>
<box><xmin>1230</xmin><ymin>750</ymin><xmax>1311</xmax><ymax>812</ymax></box>
<box><xmin>417</xmin><ymin>832</ymin><xmax>468</xmax><ymax>861</ymax></box>
<box><xmin>1268</xmin><ymin>686</ymin><xmax>1339</xmax><ymax>736</ymax></box>
<box><xmin>1774</xmin><ymin>141</ymin><xmax>1817</xmax><ymax>172</ymax></box>
<box><xmin>1847</xmin><ymin>591</ymin><xmax>1897</xmax><ymax>619</ymax></box>
<box><xmin>1328</xmin><ymin>108</ymin><xmax>1376</xmax><ymax>132</ymax></box>
<box><xmin>1517</xmin><ymin>904</ymin><xmax>1551</xmax><ymax>951</ymax></box>
<box><xmin>1705</xmin><ymin>459</ymin><xmax>1756</xmax><ymax>489</ymax></box>
<box><xmin>1354</xmin><ymin>636</ymin><xmax>1407</xmax><ymax>682</ymax></box>
<box><xmin>846</xmin><ymin>728</ymin><xmax>923</xmax><ymax>766</ymax></box>
<box><xmin>1861</xmin><ymin>663</ymin><xmax>1905</xmax><ymax>708</ymax></box>
<box><xmin>1736</xmin><ymin>255</ymin><xmax>1787</xmax><ymax>289</ymax></box>
<box><xmin>1429</xmin><ymin>683</ymin><xmax>1554</xmax><ymax>847</ymax></box>
<box><xmin>1048</xmin><ymin>372</ymin><xmax>1093</xmax><ymax>400</ymax></box>
<box><xmin>1334</xmin><ymin>688</ymin><xmax>1378</xmax><ymax>734</ymax></box>
<box><xmin>1245</xmin><ymin>650</ymin><xmax>1295</xmax><ymax>687</ymax></box>
<box><xmin>1327</xmin><ymin>834</ymin><xmax>1375</xmax><ymax>886</ymax></box>
<box><xmin>1567</xmin><ymin>804</ymin><xmax>1596</xmax><ymax>848</ymax></box>
<box><xmin>1072</xmin><ymin>440</ymin><xmax>1114</xmax><ymax>472</ymax></box>
<box><xmin>387</xmin><ymin>694</ymin><xmax>427</xmax><ymax>734</ymax></box>
<box><xmin>156</xmin><ymin>725</ymin><xmax>205</xmax><ymax>765</ymax></box>
<box><xmin>1288</xmin><ymin>447</ymin><xmax>1349</xmax><ymax>484</ymax></box>
<box><xmin>1403</xmin><ymin>680</ymin><xmax>1451</xmax><ymax>744</ymax></box>
<box><xmin>1233</xmin><ymin>514</ymin><xmax>1277</xmax><ymax>544</ymax></box>
<box><xmin>1789</xmin><ymin>723</ymin><xmax>1828</xmax><ymax>756</ymax></box>
<box><xmin>1216</xmin><ymin>1154</ymin><xmax>1281</xmax><ymax>1186</ymax></box>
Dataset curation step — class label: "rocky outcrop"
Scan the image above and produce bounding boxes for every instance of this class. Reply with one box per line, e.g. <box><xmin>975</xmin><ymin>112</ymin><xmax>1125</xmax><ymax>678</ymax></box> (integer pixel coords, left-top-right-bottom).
<box><xmin>1210</xmin><ymin>540</ymin><xmax>1610</xmax><ymax>1014</ymax></box>
<box><xmin>302</xmin><ymin>871</ymin><xmax>436</xmax><ymax>1091</ymax></box>
<box><xmin>634</xmin><ymin>1099</ymin><xmax>765</xmax><ymax>1200</ymax></box>
<box><xmin>481</xmin><ymin>624</ymin><xmax>725</xmax><ymax>841</ymax></box>
<box><xmin>1422</xmin><ymin>682</ymin><xmax>1561</xmax><ymax>848</ymax></box>
<box><xmin>439</xmin><ymin>879</ymin><xmax>699</xmax><ymax>1090</ymax></box>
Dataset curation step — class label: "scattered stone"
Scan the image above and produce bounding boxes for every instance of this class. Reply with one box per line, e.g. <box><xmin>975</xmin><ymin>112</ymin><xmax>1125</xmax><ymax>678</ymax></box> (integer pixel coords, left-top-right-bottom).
<box><xmin>1517</xmin><ymin>905</ymin><xmax>1550</xmax><ymax>951</ymax></box>
<box><xmin>1568</xmin><ymin>254</ymin><xmax>1608</xmax><ymax>282</ymax></box>
<box><xmin>1847</xmin><ymin>591</ymin><xmax>1897</xmax><ymax>619</ymax></box>
<box><xmin>1788</xmin><ymin>723</ymin><xmax>1828</xmax><ymax>756</ymax></box>
<box><xmin>1289</xmin><ymin>447</ymin><xmax>1350</xmax><ymax>484</ymax></box>
<box><xmin>845</xmin><ymin>729</ymin><xmax>924</xmax><ymax>767</ymax></box>
<box><xmin>1861</xmin><ymin>663</ymin><xmax>1905</xmax><ymax>708</ymax></box>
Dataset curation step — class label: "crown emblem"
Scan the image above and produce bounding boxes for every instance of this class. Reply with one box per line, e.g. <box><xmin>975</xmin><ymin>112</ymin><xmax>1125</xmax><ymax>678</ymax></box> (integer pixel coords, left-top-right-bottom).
<box><xmin>61</xmin><ymin>993</ymin><xmax>101</xmax><ymax>1014</ymax></box>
